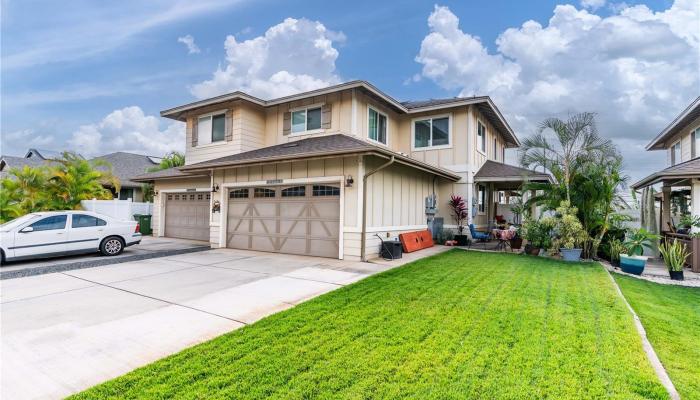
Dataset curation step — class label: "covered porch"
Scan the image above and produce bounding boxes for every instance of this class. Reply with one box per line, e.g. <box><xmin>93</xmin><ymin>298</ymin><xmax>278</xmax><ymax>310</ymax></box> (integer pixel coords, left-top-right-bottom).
<box><xmin>632</xmin><ymin>158</ymin><xmax>700</xmax><ymax>273</ymax></box>
<box><xmin>472</xmin><ymin>160</ymin><xmax>552</xmax><ymax>230</ymax></box>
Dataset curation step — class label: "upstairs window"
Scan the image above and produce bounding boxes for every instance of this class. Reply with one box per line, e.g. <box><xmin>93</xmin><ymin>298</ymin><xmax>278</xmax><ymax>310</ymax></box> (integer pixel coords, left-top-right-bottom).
<box><xmin>292</xmin><ymin>106</ymin><xmax>322</xmax><ymax>133</ymax></box>
<box><xmin>413</xmin><ymin>116</ymin><xmax>450</xmax><ymax>149</ymax></box>
<box><xmin>493</xmin><ymin>138</ymin><xmax>498</xmax><ymax>160</ymax></box>
<box><xmin>477</xmin><ymin>121</ymin><xmax>486</xmax><ymax>153</ymax></box>
<box><xmin>671</xmin><ymin>141</ymin><xmax>681</xmax><ymax>165</ymax></box>
<box><xmin>198</xmin><ymin>113</ymin><xmax>226</xmax><ymax>145</ymax></box>
<box><xmin>368</xmin><ymin>107</ymin><xmax>387</xmax><ymax>145</ymax></box>
<box><xmin>693</xmin><ymin>128</ymin><xmax>700</xmax><ymax>159</ymax></box>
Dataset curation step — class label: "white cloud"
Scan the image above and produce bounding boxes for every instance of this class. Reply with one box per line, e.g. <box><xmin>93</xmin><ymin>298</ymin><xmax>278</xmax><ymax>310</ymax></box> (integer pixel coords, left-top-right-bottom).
<box><xmin>178</xmin><ymin>34</ymin><xmax>201</xmax><ymax>54</ymax></box>
<box><xmin>190</xmin><ymin>17</ymin><xmax>343</xmax><ymax>99</ymax></box>
<box><xmin>68</xmin><ymin>106</ymin><xmax>184</xmax><ymax>157</ymax></box>
<box><xmin>1</xmin><ymin>129</ymin><xmax>55</xmax><ymax>156</ymax></box>
<box><xmin>581</xmin><ymin>0</ymin><xmax>606</xmax><ymax>10</ymax></box>
<box><xmin>414</xmin><ymin>1</ymin><xmax>700</xmax><ymax>181</ymax></box>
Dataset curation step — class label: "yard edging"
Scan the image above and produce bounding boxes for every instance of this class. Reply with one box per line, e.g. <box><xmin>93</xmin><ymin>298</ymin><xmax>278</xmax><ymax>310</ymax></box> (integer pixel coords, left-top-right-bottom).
<box><xmin>603</xmin><ymin>265</ymin><xmax>681</xmax><ymax>400</ymax></box>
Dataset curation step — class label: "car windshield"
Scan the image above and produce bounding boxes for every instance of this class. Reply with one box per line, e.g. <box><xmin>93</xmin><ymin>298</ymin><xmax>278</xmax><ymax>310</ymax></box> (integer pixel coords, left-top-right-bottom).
<box><xmin>0</xmin><ymin>214</ymin><xmax>40</xmax><ymax>231</ymax></box>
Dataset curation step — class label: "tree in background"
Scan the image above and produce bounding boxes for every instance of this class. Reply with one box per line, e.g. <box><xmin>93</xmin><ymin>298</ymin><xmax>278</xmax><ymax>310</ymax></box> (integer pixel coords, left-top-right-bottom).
<box><xmin>142</xmin><ymin>152</ymin><xmax>186</xmax><ymax>202</ymax></box>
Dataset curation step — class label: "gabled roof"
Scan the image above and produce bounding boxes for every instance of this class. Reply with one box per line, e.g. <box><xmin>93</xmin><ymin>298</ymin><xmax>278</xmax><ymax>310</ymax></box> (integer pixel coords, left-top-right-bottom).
<box><xmin>133</xmin><ymin>134</ymin><xmax>461</xmax><ymax>182</ymax></box>
<box><xmin>631</xmin><ymin>157</ymin><xmax>700</xmax><ymax>190</ymax></box>
<box><xmin>91</xmin><ymin>152</ymin><xmax>159</xmax><ymax>188</ymax></box>
<box><xmin>24</xmin><ymin>148</ymin><xmax>63</xmax><ymax>160</ymax></box>
<box><xmin>159</xmin><ymin>80</ymin><xmax>520</xmax><ymax>148</ymax></box>
<box><xmin>474</xmin><ymin>160</ymin><xmax>552</xmax><ymax>183</ymax></box>
<box><xmin>646</xmin><ymin>96</ymin><xmax>700</xmax><ymax>150</ymax></box>
<box><xmin>0</xmin><ymin>155</ymin><xmax>49</xmax><ymax>177</ymax></box>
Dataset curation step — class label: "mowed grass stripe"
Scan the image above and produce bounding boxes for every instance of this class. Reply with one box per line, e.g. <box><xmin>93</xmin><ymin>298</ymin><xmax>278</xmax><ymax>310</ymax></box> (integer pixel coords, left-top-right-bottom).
<box><xmin>615</xmin><ymin>275</ymin><xmax>700</xmax><ymax>400</ymax></box>
<box><xmin>71</xmin><ymin>250</ymin><xmax>668</xmax><ymax>400</ymax></box>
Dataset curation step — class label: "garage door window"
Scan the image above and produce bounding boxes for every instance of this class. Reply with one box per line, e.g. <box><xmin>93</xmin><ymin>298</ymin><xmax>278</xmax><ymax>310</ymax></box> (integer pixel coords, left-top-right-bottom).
<box><xmin>313</xmin><ymin>185</ymin><xmax>340</xmax><ymax>196</ymax></box>
<box><xmin>230</xmin><ymin>189</ymin><xmax>249</xmax><ymax>199</ymax></box>
<box><xmin>254</xmin><ymin>188</ymin><xmax>276</xmax><ymax>198</ymax></box>
<box><xmin>281</xmin><ymin>186</ymin><xmax>306</xmax><ymax>197</ymax></box>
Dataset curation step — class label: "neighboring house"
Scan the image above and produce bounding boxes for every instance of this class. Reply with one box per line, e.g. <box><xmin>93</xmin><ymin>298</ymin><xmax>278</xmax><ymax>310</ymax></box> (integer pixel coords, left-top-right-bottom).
<box><xmin>133</xmin><ymin>80</ymin><xmax>549</xmax><ymax>260</ymax></box>
<box><xmin>632</xmin><ymin>96</ymin><xmax>700</xmax><ymax>233</ymax></box>
<box><xmin>92</xmin><ymin>152</ymin><xmax>162</xmax><ymax>201</ymax></box>
<box><xmin>1</xmin><ymin>148</ymin><xmax>161</xmax><ymax>202</ymax></box>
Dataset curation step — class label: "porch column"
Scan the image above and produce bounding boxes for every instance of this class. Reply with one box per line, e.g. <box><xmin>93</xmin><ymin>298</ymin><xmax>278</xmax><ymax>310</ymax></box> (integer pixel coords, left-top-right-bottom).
<box><xmin>662</xmin><ymin>186</ymin><xmax>671</xmax><ymax>232</ymax></box>
<box><xmin>529</xmin><ymin>190</ymin><xmax>537</xmax><ymax>219</ymax></box>
<box><xmin>692</xmin><ymin>179</ymin><xmax>700</xmax><ymax>233</ymax></box>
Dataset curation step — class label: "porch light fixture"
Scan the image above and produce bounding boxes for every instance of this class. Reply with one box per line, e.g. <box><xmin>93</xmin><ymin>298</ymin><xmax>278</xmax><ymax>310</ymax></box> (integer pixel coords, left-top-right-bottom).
<box><xmin>345</xmin><ymin>175</ymin><xmax>354</xmax><ymax>187</ymax></box>
<box><xmin>212</xmin><ymin>184</ymin><xmax>220</xmax><ymax>193</ymax></box>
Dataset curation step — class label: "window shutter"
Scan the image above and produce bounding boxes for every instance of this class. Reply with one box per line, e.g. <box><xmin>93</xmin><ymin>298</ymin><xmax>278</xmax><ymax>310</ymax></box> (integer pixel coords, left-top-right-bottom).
<box><xmin>225</xmin><ymin>109</ymin><xmax>233</xmax><ymax>141</ymax></box>
<box><xmin>321</xmin><ymin>104</ymin><xmax>332</xmax><ymax>129</ymax></box>
<box><xmin>283</xmin><ymin>111</ymin><xmax>291</xmax><ymax>135</ymax></box>
<box><xmin>191</xmin><ymin>117</ymin><xmax>198</xmax><ymax>147</ymax></box>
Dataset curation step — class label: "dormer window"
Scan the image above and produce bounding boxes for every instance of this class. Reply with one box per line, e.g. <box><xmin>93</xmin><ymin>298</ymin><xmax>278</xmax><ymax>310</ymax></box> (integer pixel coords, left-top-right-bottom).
<box><xmin>292</xmin><ymin>106</ymin><xmax>322</xmax><ymax>133</ymax></box>
<box><xmin>197</xmin><ymin>112</ymin><xmax>226</xmax><ymax>145</ymax></box>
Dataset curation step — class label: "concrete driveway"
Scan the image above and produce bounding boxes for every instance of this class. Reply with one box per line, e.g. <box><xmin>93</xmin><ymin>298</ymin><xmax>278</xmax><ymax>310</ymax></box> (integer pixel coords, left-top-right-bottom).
<box><xmin>1</xmin><ymin>249</ymin><xmax>396</xmax><ymax>400</ymax></box>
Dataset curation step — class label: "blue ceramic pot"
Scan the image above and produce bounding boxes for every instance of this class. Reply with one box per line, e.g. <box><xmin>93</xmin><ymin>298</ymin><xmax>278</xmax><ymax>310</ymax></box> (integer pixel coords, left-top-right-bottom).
<box><xmin>560</xmin><ymin>248</ymin><xmax>582</xmax><ymax>262</ymax></box>
<box><xmin>619</xmin><ymin>254</ymin><xmax>647</xmax><ymax>275</ymax></box>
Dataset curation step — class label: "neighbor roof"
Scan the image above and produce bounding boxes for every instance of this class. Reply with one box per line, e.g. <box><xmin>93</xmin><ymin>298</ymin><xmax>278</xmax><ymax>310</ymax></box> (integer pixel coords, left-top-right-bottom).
<box><xmin>0</xmin><ymin>155</ymin><xmax>49</xmax><ymax>178</ymax></box>
<box><xmin>631</xmin><ymin>157</ymin><xmax>700</xmax><ymax>190</ymax></box>
<box><xmin>134</xmin><ymin>134</ymin><xmax>460</xmax><ymax>182</ymax></box>
<box><xmin>646</xmin><ymin>96</ymin><xmax>700</xmax><ymax>151</ymax></box>
<box><xmin>160</xmin><ymin>80</ymin><xmax>520</xmax><ymax>148</ymax></box>
<box><xmin>474</xmin><ymin>160</ymin><xmax>552</xmax><ymax>183</ymax></box>
<box><xmin>91</xmin><ymin>152</ymin><xmax>159</xmax><ymax>188</ymax></box>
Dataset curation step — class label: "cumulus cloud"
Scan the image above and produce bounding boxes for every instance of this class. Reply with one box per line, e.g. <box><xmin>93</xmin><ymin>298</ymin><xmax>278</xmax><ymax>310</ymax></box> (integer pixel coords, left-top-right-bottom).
<box><xmin>190</xmin><ymin>17</ymin><xmax>343</xmax><ymax>99</ymax></box>
<box><xmin>414</xmin><ymin>1</ymin><xmax>699</xmax><ymax>180</ymax></box>
<box><xmin>68</xmin><ymin>106</ymin><xmax>184</xmax><ymax>157</ymax></box>
<box><xmin>581</xmin><ymin>0</ymin><xmax>606</xmax><ymax>10</ymax></box>
<box><xmin>2</xmin><ymin>129</ymin><xmax>55</xmax><ymax>155</ymax></box>
<box><xmin>178</xmin><ymin>34</ymin><xmax>201</xmax><ymax>54</ymax></box>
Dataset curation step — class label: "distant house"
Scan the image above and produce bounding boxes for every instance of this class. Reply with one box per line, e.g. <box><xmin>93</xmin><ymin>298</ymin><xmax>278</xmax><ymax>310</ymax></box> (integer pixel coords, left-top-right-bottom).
<box><xmin>0</xmin><ymin>149</ymin><xmax>162</xmax><ymax>202</ymax></box>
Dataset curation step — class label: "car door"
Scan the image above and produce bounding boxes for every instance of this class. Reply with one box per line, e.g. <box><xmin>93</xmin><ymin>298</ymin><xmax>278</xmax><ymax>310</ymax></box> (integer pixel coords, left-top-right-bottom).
<box><xmin>13</xmin><ymin>215</ymin><xmax>68</xmax><ymax>258</ymax></box>
<box><xmin>67</xmin><ymin>214</ymin><xmax>106</xmax><ymax>252</ymax></box>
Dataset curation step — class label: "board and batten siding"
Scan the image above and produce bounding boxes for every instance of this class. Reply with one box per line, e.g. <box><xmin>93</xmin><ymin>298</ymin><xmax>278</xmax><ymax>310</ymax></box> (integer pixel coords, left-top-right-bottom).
<box><xmin>152</xmin><ymin>177</ymin><xmax>212</xmax><ymax>238</ymax></box>
<box><xmin>665</xmin><ymin>115</ymin><xmax>700</xmax><ymax>166</ymax></box>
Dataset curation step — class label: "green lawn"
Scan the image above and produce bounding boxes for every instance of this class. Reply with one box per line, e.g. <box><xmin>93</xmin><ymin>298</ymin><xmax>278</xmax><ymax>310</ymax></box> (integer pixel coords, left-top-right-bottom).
<box><xmin>614</xmin><ymin>275</ymin><xmax>700</xmax><ymax>400</ymax></box>
<box><xmin>73</xmin><ymin>251</ymin><xmax>668</xmax><ymax>399</ymax></box>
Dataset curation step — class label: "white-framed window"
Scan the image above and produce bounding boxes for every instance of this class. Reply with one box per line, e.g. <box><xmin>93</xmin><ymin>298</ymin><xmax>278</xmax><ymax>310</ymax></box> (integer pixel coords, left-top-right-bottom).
<box><xmin>368</xmin><ymin>107</ymin><xmax>387</xmax><ymax>145</ymax></box>
<box><xmin>412</xmin><ymin>115</ymin><xmax>451</xmax><ymax>150</ymax></box>
<box><xmin>671</xmin><ymin>141</ymin><xmax>681</xmax><ymax>165</ymax></box>
<box><xmin>693</xmin><ymin>128</ymin><xmax>700</xmax><ymax>159</ymax></box>
<box><xmin>197</xmin><ymin>111</ymin><xmax>226</xmax><ymax>146</ymax></box>
<box><xmin>291</xmin><ymin>105</ymin><xmax>322</xmax><ymax>134</ymax></box>
<box><xmin>478</xmin><ymin>185</ymin><xmax>486</xmax><ymax>214</ymax></box>
<box><xmin>477</xmin><ymin>120</ymin><xmax>486</xmax><ymax>154</ymax></box>
<box><xmin>493</xmin><ymin>138</ymin><xmax>497</xmax><ymax>160</ymax></box>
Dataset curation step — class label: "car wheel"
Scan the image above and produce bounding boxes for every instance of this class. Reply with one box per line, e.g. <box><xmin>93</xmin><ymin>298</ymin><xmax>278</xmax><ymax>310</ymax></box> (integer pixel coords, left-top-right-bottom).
<box><xmin>100</xmin><ymin>237</ymin><xmax>124</xmax><ymax>256</ymax></box>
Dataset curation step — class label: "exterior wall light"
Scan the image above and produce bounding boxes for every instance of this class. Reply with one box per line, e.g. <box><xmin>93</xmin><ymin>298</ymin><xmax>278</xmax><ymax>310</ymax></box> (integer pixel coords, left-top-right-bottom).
<box><xmin>212</xmin><ymin>184</ymin><xmax>220</xmax><ymax>192</ymax></box>
<box><xmin>345</xmin><ymin>175</ymin><xmax>354</xmax><ymax>187</ymax></box>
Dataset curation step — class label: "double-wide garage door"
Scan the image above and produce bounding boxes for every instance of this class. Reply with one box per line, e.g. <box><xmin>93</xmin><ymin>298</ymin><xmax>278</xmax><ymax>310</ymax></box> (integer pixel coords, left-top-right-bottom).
<box><xmin>164</xmin><ymin>192</ymin><xmax>210</xmax><ymax>241</ymax></box>
<box><xmin>226</xmin><ymin>184</ymin><xmax>340</xmax><ymax>258</ymax></box>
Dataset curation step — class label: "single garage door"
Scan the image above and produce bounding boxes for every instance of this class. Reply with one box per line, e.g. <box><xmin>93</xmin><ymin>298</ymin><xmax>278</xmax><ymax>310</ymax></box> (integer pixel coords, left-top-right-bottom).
<box><xmin>226</xmin><ymin>184</ymin><xmax>340</xmax><ymax>258</ymax></box>
<box><xmin>164</xmin><ymin>192</ymin><xmax>210</xmax><ymax>241</ymax></box>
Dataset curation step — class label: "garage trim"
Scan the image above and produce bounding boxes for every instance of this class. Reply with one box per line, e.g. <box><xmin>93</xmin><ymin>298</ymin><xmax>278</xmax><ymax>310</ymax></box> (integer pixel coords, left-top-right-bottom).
<box><xmin>157</xmin><ymin>188</ymin><xmax>212</xmax><ymax>239</ymax></box>
<box><xmin>219</xmin><ymin>176</ymin><xmax>345</xmax><ymax>259</ymax></box>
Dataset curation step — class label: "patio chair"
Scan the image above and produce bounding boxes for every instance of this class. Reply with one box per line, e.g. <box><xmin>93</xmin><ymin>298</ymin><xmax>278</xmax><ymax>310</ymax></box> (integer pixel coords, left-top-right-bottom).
<box><xmin>469</xmin><ymin>224</ymin><xmax>491</xmax><ymax>242</ymax></box>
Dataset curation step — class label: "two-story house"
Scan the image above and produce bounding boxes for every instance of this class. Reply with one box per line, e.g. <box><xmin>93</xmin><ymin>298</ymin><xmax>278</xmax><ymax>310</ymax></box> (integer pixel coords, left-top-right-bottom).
<box><xmin>134</xmin><ymin>81</ymin><xmax>549</xmax><ymax>261</ymax></box>
<box><xmin>633</xmin><ymin>97</ymin><xmax>700</xmax><ymax>238</ymax></box>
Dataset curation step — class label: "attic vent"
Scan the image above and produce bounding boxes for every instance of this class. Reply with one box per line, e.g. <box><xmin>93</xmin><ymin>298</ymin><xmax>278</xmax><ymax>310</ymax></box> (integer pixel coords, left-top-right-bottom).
<box><xmin>282</xmin><ymin>142</ymin><xmax>299</xmax><ymax>148</ymax></box>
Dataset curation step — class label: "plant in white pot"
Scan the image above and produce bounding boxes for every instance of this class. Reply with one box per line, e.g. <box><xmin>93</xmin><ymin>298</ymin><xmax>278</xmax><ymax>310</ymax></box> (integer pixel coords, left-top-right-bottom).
<box><xmin>658</xmin><ymin>239</ymin><xmax>688</xmax><ymax>281</ymax></box>
<box><xmin>553</xmin><ymin>201</ymin><xmax>588</xmax><ymax>262</ymax></box>
<box><xmin>620</xmin><ymin>228</ymin><xmax>659</xmax><ymax>275</ymax></box>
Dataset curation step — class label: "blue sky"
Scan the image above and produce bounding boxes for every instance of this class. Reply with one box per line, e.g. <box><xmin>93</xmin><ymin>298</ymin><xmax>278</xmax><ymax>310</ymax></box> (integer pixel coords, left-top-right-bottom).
<box><xmin>1</xmin><ymin>0</ymin><xmax>697</xmax><ymax>181</ymax></box>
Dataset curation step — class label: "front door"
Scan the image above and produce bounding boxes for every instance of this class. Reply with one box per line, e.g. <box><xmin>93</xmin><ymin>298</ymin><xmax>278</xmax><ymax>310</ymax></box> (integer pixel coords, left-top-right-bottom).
<box><xmin>13</xmin><ymin>215</ymin><xmax>69</xmax><ymax>258</ymax></box>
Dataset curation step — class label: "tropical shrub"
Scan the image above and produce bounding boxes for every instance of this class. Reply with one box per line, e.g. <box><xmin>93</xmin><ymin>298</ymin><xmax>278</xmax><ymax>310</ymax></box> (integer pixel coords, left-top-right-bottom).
<box><xmin>608</xmin><ymin>238</ymin><xmax>625</xmax><ymax>262</ymax></box>
<box><xmin>448</xmin><ymin>195</ymin><xmax>468</xmax><ymax>235</ymax></box>
<box><xmin>658</xmin><ymin>239</ymin><xmax>689</xmax><ymax>272</ymax></box>
<box><xmin>552</xmin><ymin>201</ymin><xmax>589</xmax><ymax>250</ymax></box>
<box><xmin>623</xmin><ymin>228</ymin><xmax>660</xmax><ymax>256</ymax></box>
<box><xmin>142</xmin><ymin>152</ymin><xmax>185</xmax><ymax>202</ymax></box>
<box><xmin>522</xmin><ymin>217</ymin><xmax>555</xmax><ymax>249</ymax></box>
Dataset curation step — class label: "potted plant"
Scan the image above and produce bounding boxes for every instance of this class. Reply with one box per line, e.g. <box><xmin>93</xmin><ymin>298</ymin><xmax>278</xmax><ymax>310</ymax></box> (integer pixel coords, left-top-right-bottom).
<box><xmin>553</xmin><ymin>201</ymin><xmax>588</xmax><ymax>262</ymax></box>
<box><xmin>620</xmin><ymin>228</ymin><xmax>659</xmax><ymax>275</ymax></box>
<box><xmin>510</xmin><ymin>226</ymin><xmax>523</xmax><ymax>250</ymax></box>
<box><xmin>608</xmin><ymin>238</ymin><xmax>625</xmax><ymax>267</ymax></box>
<box><xmin>658</xmin><ymin>239</ymin><xmax>688</xmax><ymax>281</ymax></box>
<box><xmin>522</xmin><ymin>218</ymin><xmax>553</xmax><ymax>256</ymax></box>
<box><xmin>448</xmin><ymin>195</ymin><xmax>469</xmax><ymax>246</ymax></box>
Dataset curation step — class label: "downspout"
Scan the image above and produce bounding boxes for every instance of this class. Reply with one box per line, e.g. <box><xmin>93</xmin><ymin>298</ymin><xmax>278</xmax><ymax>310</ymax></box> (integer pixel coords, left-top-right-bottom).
<box><xmin>361</xmin><ymin>155</ymin><xmax>395</xmax><ymax>262</ymax></box>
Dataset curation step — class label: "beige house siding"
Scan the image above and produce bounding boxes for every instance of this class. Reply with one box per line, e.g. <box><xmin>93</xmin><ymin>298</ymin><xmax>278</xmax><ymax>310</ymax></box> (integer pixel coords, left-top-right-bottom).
<box><xmin>151</xmin><ymin>177</ymin><xmax>211</xmax><ymax>238</ymax></box>
<box><xmin>665</xmin><ymin>115</ymin><xmax>700</xmax><ymax>165</ymax></box>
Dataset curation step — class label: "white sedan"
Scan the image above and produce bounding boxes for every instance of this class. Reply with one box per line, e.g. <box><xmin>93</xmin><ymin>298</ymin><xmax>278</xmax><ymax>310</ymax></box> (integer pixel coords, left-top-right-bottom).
<box><xmin>0</xmin><ymin>211</ymin><xmax>142</xmax><ymax>264</ymax></box>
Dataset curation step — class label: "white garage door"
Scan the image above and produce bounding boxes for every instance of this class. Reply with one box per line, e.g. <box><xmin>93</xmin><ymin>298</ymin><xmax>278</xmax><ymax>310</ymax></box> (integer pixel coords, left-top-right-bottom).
<box><xmin>164</xmin><ymin>192</ymin><xmax>210</xmax><ymax>241</ymax></box>
<box><xmin>226</xmin><ymin>184</ymin><xmax>340</xmax><ymax>258</ymax></box>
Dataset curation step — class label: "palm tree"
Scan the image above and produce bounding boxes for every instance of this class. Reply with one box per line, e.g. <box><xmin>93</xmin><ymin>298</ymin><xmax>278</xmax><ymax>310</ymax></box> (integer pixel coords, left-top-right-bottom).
<box><xmin>519</xmin><ymin>112</ymin><xmax>618</xmax><ymax>203</ymax></box>
<box><xmin>5</xmin><ymin>165</ymin><xmax>49</xmax><ymax>213</ymax></box>
<box><xmin>46</xmin><ymin>152</ymin><xmax>119</xmax><ymax>210</ymax></box>
<box><xmin>0</xmin><ymin>179</ymin><xmax>24</xmax><ymax>223</ymax></box>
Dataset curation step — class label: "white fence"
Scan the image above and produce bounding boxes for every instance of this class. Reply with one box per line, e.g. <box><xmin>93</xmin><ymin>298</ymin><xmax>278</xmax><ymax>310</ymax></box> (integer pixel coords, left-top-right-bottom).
<box><xmin>81</xmin><ymin>198</ymin><xmax>153</xmax><ymax>221</ymax></box>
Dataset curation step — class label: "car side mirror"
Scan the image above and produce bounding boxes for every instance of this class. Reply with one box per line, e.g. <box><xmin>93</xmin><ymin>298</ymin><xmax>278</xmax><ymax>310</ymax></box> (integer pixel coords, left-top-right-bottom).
<box><xmin>20</xmin><ymin>226</ymin><xmax>34</xmax><ymax>233</ymax></box>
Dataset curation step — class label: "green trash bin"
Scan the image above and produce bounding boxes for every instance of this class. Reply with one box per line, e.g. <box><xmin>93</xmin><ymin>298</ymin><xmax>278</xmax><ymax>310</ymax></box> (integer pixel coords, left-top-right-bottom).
<box><xmin>133</xmin><ymin>214</ymin><xmax>152</xmax><ymax>235</ymax></box>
